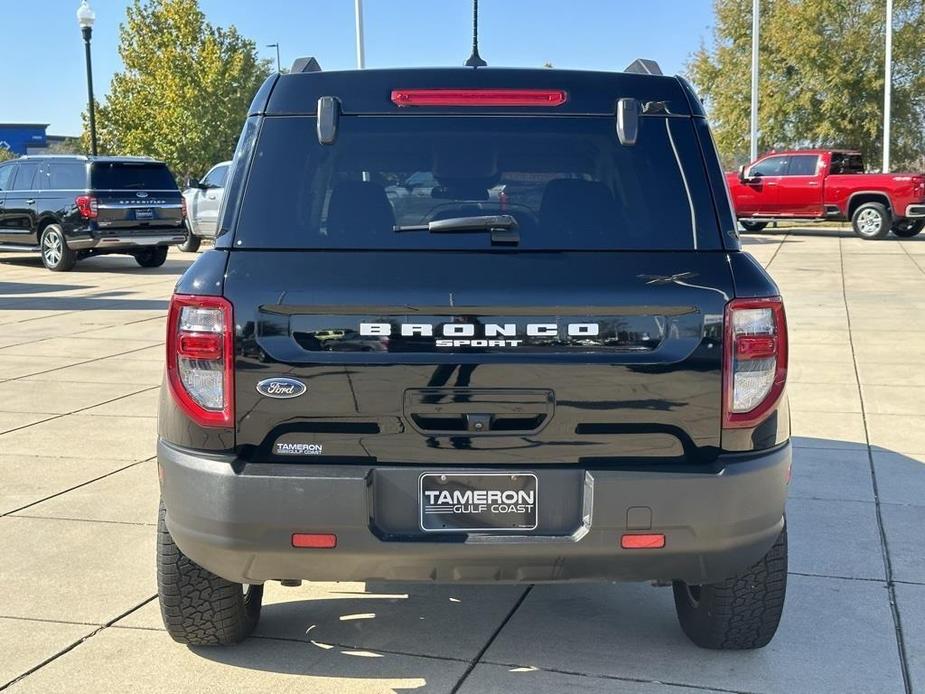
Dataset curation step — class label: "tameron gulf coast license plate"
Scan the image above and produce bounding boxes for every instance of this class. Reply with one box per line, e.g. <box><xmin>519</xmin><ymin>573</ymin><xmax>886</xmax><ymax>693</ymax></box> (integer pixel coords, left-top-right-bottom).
<box><xmin>419</xmin><ymin>473</ymin><xmax>538</xmax><ymax>532</ymax></box>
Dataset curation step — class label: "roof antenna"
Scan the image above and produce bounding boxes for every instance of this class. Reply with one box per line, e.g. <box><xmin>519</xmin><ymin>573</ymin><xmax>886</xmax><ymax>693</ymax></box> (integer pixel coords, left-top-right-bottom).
<box><xmin>464</xmin><ymin>0</ymin><xmax>487</xmax><ymax>67</ymax></box>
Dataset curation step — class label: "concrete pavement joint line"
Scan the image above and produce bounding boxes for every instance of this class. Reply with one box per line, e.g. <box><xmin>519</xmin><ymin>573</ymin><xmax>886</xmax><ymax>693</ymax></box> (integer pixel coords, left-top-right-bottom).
<box><xmin>787</xmin><ymin>493</ymin><xmax>875</xmax><ymax>504</ymax></box>
<box><xmin>477</xmin><ymin>660</ymin><xmax>761</xmax><ymax>694</ymax></box>
<box><xmin>0</xmin><ymin>313</ymin><xmax>168</xmax><ymax>360</ymax></box>
<box><xmin>761</xmin><ymin>230</ymin><xmax>789</xmax><ymax>271</ymax></box>
<box><xmin>839</xmin><ymin>235</ymin><xmax>913</xmax><ymax>694</ymax></box>
<box><xmin>0</xmin><ymin>457</ymin><xmax>154</xmax><ymax>518</ymax></box>
<box><xmin>0</xmin><ymin>343</ymin><xmax>163</xmax><ymax>385</ymax></box>
<box><xmin>0</xmin><ymin>615</ymin><xmax>102</xmax><ymax>628</ymax></box>
<box><xmin>0</xmin><ymin>594</ymin><xmax>157</xmax><ymax>692</ymax></box>
<box><xmin>449</xmin><ymin>585</ymin><xmax>534</xmax><ymax>694</ymax></box>
<box><xmin>0</xmin><ymin>414</ymin><xmax>60</xmax><ymax>436</ymax></box>
<box><xmin>10</xmin><ymin>514</ymin><xmax>157</xmax><ymax>527</ymax></box>
<box><xmin>0</xmin><ymin>385</ymin><xmax>159</xmax><ymax>437</ymax></box>
<box><xmin>787</xmin><ymin>571</ymin><xmax>888</xmax><ymax>584</ymax></box>
<box><xmin>897</xmin><ymin>239</ymin><xmax>925</xmax><ymax>277</ymax></box>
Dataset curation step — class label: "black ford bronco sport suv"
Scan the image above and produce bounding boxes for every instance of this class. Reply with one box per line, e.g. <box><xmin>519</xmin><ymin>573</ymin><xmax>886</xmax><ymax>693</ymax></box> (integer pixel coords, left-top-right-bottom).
<box><xmin>0</xmin><ymin>155</ymin><xmax>185</xmax><ymax>271</ymax></box>
<box><xmin>156</xmin><ymin>62</ymin><xmax>790</xmax><ymax>650</ymax></box>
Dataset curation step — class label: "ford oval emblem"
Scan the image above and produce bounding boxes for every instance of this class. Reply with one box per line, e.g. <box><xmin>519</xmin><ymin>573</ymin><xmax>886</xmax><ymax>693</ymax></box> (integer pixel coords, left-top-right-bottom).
<box><xmin>256</xmin><ymin>378</ymin><xmax>306</xmax><ymax>399</ymax></box>
<box><xmin>135</xmin><ymin>191</ymin><xmax>149</xmax><ymax>198</ymax></box>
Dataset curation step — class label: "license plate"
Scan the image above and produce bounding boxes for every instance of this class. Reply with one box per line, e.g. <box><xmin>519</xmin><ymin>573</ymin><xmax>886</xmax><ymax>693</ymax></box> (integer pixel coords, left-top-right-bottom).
<box><xmin>134</xmin><ymin>208</ymin><xmax>155</xmax><ymax>220</ymax></box>
<box><xmin>419</xmin><ymin>473</ymin><xmax>538</xmax><ymax>532</ymax></box>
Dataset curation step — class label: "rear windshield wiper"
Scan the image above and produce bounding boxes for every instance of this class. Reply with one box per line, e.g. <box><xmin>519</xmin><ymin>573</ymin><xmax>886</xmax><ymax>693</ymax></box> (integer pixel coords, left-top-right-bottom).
<box><xmin>394</xmin><ymin>215</ymin><xmax>519</xmax><ymax>245</ymax></box>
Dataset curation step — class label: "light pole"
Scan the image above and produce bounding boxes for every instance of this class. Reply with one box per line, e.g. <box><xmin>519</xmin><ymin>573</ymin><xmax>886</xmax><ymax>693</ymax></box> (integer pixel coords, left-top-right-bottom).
<box><xmin>266</xmin><ymin>43</ymin><xmax>281</xmax><ymax>73</ymax></box>
<box><xmin>77</xmin><ymin>0</ymin><xmax>98</xmax><ymax>156</ymax></box>
<box><xmin>354</xmin><ymin>0</ymin><xmax>365</xmax><ymax>69</ymax></box>
<box><xmin>749</xmin><ymin>0</ymin><xmax>759</xmax><ymax>162</ymax></box>
<box><xmin>883</xmin><ymin>0</ymin><xmax>893</xmax><ymax>173</ymax></box>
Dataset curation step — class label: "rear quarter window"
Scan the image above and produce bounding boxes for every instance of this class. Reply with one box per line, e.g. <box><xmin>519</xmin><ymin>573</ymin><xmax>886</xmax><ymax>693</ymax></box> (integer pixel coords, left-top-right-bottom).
<box><xmin>91</xmin><ymin>162</ymin><xmax>177</xmax><ymax>190</ymax></box>
<box><xmin>232</xmin><ymin>115</ymin><xmax>721</xmax><ymax>251</ymax></box>
<box><xmin>45</xmin><ymin>162</ymin><xmax>88</xmax><ymax>190</ymax></box>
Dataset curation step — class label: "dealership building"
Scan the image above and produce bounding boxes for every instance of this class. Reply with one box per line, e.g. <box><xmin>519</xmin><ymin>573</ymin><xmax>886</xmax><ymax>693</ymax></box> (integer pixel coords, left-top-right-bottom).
<box><xmin>0</xmin><ymin>123</ymin><xmax>74</xmax><ymax>156</ymax></box>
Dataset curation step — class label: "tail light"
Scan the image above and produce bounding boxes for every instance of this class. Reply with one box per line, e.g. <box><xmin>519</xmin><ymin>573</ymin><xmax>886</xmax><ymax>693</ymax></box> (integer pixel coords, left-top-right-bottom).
<box><xmin>166</xmin><ymin>294</ymin><xmax>234</xmax><ymax>427</ymax></box>
<box><xmin>914</xmin><ymin>177</ymin><xmax>925</xmax><ymax>198</ymax></box>
<box><xmin>723</xmin><ymin>297</ymin><xmax>787</xmax><ymax>429</ymax></box>
<box><xmin>391</xmin><ymin>89</ymin><xmax>567</xmax><ymax>108</ymax></box>
<box><xmin>180</xmin><ymin>197</ymin><xmax>188</xmax><ymax>219</ymax></box>
<box><xmin>75</xmin><ymin>195</ymin><xmax>98</xmax><ymax>219</ymax></box>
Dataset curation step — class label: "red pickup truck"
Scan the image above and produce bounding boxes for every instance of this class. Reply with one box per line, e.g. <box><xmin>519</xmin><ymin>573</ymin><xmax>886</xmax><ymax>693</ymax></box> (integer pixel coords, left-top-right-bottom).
<box><xmin>726</xmin><ymin>149</ymin><xmax>925</xmax><ymax>239</ymax></box>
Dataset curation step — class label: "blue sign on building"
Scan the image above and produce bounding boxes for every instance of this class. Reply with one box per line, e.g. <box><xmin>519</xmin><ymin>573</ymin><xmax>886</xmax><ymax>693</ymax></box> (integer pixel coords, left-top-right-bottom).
<box><xmin>0</xmin><ymin>123</ymin><xmax>50</xmax><ymax>155</ymax></box>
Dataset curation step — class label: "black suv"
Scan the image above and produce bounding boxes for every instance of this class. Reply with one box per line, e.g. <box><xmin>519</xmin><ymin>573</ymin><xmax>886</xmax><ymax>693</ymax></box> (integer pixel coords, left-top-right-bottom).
<box><xmin>0</xmin><ymin>155</ymin><xmax>185</xmax><ymax>271</ymax></box>
<box><xmin>156</xmin><ymin>63</ymin><xmax>791</xmax><ymax>650</ymax></box>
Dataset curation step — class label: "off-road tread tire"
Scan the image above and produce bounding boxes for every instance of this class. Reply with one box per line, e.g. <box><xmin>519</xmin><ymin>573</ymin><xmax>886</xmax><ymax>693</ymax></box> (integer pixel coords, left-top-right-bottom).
<box><xmin>672</xmin><ymin>523</ymin><xmax>787</xmax><ymax>650</ymax></box>
<box><xmin>157</xmin><ymin>502</ymin><xmax>263</xmax><ymax>646</ymax></box>
<box><xmin>739</xmin><ymin>221</ymin><xmax>768</xmax><ymax>232</ymax></box>
<box><xmin>135</xmin><ymin>246</ymin><xmax>169</xmax><ymax>268</ymax></box>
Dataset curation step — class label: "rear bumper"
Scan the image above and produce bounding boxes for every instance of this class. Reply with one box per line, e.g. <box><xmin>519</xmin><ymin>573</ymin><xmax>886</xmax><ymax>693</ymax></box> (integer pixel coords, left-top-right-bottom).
<box><xmin>66</xmin><ymin>227</ymin><xmax>186</xmax><ymax>251</ymax></box>
<box><xmin>158</xmin><ymin>440</ymin><xmax>790</xmax><ymax>586</ymax></box>
<box><xmin>905</xmin><ymin>204</ymin><xmax>925</xmax><ymax>218</ymax></box>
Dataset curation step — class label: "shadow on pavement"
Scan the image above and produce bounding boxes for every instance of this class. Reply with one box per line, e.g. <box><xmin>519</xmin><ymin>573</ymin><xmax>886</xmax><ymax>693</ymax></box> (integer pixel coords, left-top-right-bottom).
<box><xmin>0</xmin><ymin>294</ymin><xmax>169</xmax><ymax>311</ymax></box>
<box><xmin>0</xmin><ymin>254</ymin><xmax>193</xmax><ymax>276</ymax></box>
<box><xmin>0</xmin><ymin>282</ymin><xmax>91</xmax><ymax>295</ymax></box>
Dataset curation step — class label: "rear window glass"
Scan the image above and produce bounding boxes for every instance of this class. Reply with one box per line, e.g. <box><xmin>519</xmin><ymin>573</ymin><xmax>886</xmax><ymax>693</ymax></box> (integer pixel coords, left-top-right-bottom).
<box><xmin>830</xmin><ymin>152</ymin><xmax>865</xmax><ymax>174</ymax></box>
<box><xmin>91</xmin><ymin>162</ymin><xmax>176</xmax><ymax>190</ymax></box>
<box><xmin>233</xmin><ymin>116</ymin><xmax>719</xmax><ymax>250</ymax></box>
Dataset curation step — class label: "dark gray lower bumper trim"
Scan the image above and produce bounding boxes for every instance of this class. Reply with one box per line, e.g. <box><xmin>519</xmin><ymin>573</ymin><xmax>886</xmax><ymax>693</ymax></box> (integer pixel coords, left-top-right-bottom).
<box><xmin>158</xmin><ymin>440</ymin><xmax>790</xmax><ymax>586</ymax></box>
<box><xmin>69</xmin><ymin>233</ymin><xmax>186</xmax><ymax>251</ymax></box>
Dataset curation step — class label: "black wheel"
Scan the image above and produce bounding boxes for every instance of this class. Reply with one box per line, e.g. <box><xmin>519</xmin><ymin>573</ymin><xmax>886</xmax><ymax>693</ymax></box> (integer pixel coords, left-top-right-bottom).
<box><xmin>851</xmin><ymin>202</ymin><xmax>891</xmax><ymax>240</ymax></box>
<box><xmin>178</xmin><ymin>227</ymin><xmax>202</xmax><ymax>253</ymax></box>
<box><xmin>157</xmin><ymin>502</ymin><xmax>263</xmax><ymax>645</ymax></box>
<box><xmin>40</xmin><ymin>224</ymin><xmax>77</xmax><ymax>272</ymax></box>
<box><xmin>134</xmin><ymin>246</ymin><xmax>169</xmax><ymax>267</ymax></box>
<box><xmin>892</xmin><ymin>219</ymin><xmax>924</xmax><ymax>238</ymax></box>
<box><xmin>739</xmin><ymin>221</ymin><xmax>768</xmax><ymax>232</ymax></box>
<box><xmin>673</xmin><ymin>523</ymin><xmax>787</xmax><ymax>650</ymax></box>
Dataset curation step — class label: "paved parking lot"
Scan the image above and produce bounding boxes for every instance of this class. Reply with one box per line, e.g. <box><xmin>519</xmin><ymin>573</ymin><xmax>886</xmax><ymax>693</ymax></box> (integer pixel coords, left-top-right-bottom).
<box><xmin>1</xmin><ymin>230</ymin><xmax>924</xmax><ymax>693</ymax></box>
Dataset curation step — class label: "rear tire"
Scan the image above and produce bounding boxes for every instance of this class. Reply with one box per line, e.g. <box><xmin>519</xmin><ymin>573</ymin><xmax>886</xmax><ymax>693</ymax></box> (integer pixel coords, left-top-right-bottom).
<box><xmin>851</xmin><ymin>202</ymin><xmax>891</xmax><ymax>240</ymax></box>
<box><xmin>178</xmin><ymin>225</ymin><xmax>202</xmax><ymax>253</ymax></box>
<box><xmin>157</xmin><ymin>502</ymin><xmax>263</xmax><ymax>646</ymax></box>
<box><xmin>892</xmin><ymin>219</ymin><xmax>924</xmax><ymax>238</ymax></box>
<box><xmin>134</xmin><ymin>246</ymin><xmax>169</xmax><ymax>267</ymax></box>
<box><xmin>673</xmin><ymin>522</ymin><xmax>787</xmax><ymax>650</ymax></box>
<box><xmin>40</xmin><ymin>225</ymin><xmax>77</xmax><ymax>272</ymax></box>
<box><xmin>739</xmin><ymin>221</ymin><xmax>768</xmax><ymax>233</ymax></box>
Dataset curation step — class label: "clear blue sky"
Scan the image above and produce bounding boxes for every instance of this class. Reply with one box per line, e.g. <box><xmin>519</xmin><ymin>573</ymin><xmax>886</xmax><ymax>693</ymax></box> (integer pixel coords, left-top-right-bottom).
<box><xmin>4</xmin><ymin>0</ymin><xmax>715</xmax><ymax>135</ymax></box>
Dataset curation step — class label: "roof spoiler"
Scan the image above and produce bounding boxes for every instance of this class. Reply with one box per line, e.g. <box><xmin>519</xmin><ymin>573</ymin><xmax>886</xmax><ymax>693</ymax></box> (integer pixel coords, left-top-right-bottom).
<box><xmin>624</xmin><ymin>58</ymin><xmax>663</xmax><ymax>76</ymax></box>
<box><xmin>291</xmin><ymin>56</ymin><xmax>322</xmax><ymax>73</ymax></box>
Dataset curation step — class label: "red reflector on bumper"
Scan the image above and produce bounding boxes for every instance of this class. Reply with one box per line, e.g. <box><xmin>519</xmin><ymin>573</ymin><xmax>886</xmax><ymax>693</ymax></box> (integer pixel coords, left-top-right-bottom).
<box><xmin>291</xmin><ymin>533</ymin><xmax>337</xmax><ymax>549</ymax></box>
<box><xmin>621</xmin><ymin>533</ymin><xmax>666</xmax><ymax>549</ymax></box>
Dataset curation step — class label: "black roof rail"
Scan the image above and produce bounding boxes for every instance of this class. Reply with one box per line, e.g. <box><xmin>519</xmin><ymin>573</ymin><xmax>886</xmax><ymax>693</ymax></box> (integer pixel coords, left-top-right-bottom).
<box><xmin>290</xmin><ymin>57</ymin><xmax>322</xmax><ymax>73</ymax></box>
<box><xmin>624</xmin><ymin>58</ymin><xmax>663</xmax><ymax>76</ymax></box>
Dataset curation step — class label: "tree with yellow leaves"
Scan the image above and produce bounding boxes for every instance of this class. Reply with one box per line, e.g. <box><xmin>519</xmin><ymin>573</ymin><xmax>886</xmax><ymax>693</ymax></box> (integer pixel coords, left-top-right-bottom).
<box><xmin>689</xmin><ymin>0</ymin><xmax>925</xmax><ymax>170</ymax></box>
<box><xmin>85</xmin><ymin>0</ymin><xmax>271</xmax><ymax>180</ymax></box>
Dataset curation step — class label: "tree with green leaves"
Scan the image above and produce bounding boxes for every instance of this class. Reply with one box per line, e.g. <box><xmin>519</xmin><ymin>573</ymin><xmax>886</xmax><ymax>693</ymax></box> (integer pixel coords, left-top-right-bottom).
<box><xmin>0</xmin><ymin>147</ymin><xmax>16</xmax><ymax>162</ymax></box>
<box><xmin>86</xmin><ymin>0</ymin><xmax>271</xmax><ymax>179</ymax></box>
<box><xmin>688</xmin><ymin>0</ymin><xmax>925</xmax><ymax>170</ymax></box>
